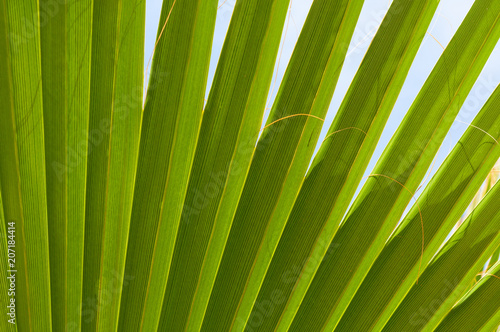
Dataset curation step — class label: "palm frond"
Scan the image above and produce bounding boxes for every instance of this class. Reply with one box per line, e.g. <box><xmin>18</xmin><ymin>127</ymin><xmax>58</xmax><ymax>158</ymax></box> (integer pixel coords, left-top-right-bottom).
<box><xmin>435</xmin><ymin>261</ymin><xmax>500</xmax><ymax>332</ymax></box>
<box><xmin>0</xmin><ymin>0</ymin><xmax>499</xmax><ymax>331</ymax></box>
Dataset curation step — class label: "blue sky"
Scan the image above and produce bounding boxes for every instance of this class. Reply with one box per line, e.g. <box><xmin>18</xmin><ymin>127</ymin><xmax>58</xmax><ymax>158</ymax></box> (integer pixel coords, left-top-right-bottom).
<box><xmin>143</xmin><ymin>0</ymin><xmax>500</xmax><ymax>200</ymax></box>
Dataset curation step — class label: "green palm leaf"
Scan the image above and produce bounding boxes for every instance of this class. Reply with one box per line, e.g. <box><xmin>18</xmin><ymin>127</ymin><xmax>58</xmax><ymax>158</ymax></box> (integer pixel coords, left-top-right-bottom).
<box><xmin>81</xmin><ymin>1</ymin><xmax>145</xmax><ymax>331</ymax></box>
<box><xmin>382</xmin><ymin>179</ymin><xmax>500</xmax><ymax>331</ymax></box>
<box><xmin>157</xmin><ymin>0</ymin><xmax>292</xmax><ymax>331</ymax></box>
<box><xmin>492</xmin><ymin>246</ymin><xmax>500</xmax><ymax>265</ymax></box>
<box><xmin>118</xmin><ymin>1</ymin><xmax>217</xmax><ymax>330</ymax></box>
<box><xmin>248</xmin><ymin>0</ymin><xmax>442</xmax><ymax>330</ymax></box>
<box><xmin>435</xmin><ymin>261</ymin><xmax>500</xmax><ymax>332</ymax></box>
<box><xmin>288</xmin><ymin>0</ymin><xmax>500</xmax><ymax>330</ymax></box>
<box><xmin>39</xmin><ymin>1</ymin><xmax>92</xmax><ymax>330</ymax></box>
<box><xmin>1</xmin><ymin>0</ymin><xmax>499</xmax><ymax>331</ymax></box>
<box><xmin>200</xmin><ymin>1</ymin><xmax>366</xmax><ymax>330</ymax></box>
<box><xmin>0</xmin><ymin>1</ymin><xmax>51</xmax><ymax>330</ymax></box>
<box><xmin>336</xmin><ymin>83</ymin><xmax>500</xmax><ymax>332</ymax></box>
